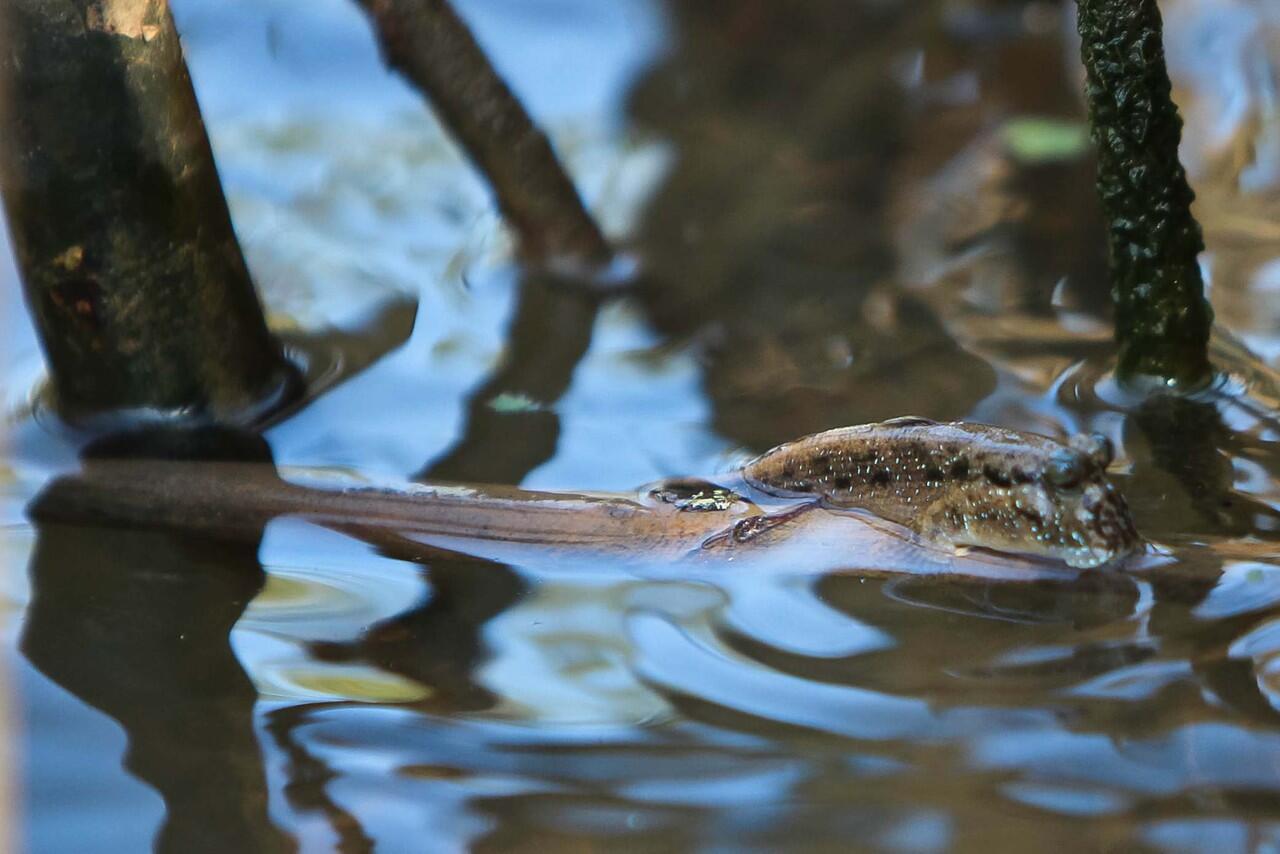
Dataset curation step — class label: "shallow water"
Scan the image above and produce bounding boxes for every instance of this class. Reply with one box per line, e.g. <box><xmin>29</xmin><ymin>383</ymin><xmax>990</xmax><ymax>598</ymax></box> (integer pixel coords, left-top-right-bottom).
<box><xmin>4</xmin><ymin>0</ymin><xmax>1280</xmax><ymax>850</ymax></box>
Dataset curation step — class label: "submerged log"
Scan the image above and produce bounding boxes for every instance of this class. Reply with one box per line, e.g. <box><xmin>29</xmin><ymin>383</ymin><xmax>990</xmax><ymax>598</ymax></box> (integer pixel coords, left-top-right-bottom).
<box><xmin>0</xmin><ymin>0</ymin><xmax>294</xmax><ymax>422</ymax></box>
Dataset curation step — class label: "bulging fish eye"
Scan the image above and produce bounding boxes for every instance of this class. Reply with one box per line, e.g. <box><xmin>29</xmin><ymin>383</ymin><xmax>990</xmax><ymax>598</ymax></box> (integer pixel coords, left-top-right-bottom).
<box><xmin>1044</xmin><ymin>449</ymin><xmax>1086</xmax><ymax>489</ymax></box>
<box><xmin>1069</xmin><ymin>432</ymin><xmax>1113</xmax><ymax>469</ymax></box>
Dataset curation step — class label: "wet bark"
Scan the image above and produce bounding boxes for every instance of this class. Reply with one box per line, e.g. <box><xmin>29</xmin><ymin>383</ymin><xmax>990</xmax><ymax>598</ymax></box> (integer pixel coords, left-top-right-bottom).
<box><xmin>1075</xmin><ymin>0</ymin><xmax>1214</xmax><ymax>388</ymax></box>
<box><xmin>0</xmin><ymin>0</ymin><xmax>294</xmax><ymax>422</ymax></box>
<box><xmin>354</xmin><ymin>0</ymin><xmax>611</xmax><ymax>266</ymax></box>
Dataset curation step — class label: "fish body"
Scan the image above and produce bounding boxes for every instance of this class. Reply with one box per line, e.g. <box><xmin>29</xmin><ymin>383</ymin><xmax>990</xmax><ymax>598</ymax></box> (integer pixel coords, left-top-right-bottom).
<box><xmin>742</xmin><ymin>417</ymin><xmax>1139</xmax><ymax>568</ymax></box>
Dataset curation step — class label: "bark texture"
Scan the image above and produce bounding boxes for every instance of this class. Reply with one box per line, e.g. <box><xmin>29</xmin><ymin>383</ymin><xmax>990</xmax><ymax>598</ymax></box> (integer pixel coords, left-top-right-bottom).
<box><xmin>1076</xmin><ymin>0</ymin><xmax>1214</xmax><ymax>387</ymax></box>
<box><xmin>0</xmin><ymin>0</ymin><xmax>293</xmax><ymax>421</ymax></box>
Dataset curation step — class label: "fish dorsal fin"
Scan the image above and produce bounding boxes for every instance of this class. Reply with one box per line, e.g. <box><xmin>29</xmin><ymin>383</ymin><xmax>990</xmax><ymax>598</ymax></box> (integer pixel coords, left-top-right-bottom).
<box><xmin>879</xmin><ymin>416</ymin><xmax>936</xmax><ymax>428</ymax></box>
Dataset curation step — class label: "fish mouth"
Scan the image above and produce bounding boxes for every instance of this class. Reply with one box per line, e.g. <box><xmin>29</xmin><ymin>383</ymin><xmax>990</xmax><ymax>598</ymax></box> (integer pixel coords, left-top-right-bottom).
<box><xmin>1063</xmin><ymin>543</ymin><xmax>1129</xmax><ymax>569</ymax></box>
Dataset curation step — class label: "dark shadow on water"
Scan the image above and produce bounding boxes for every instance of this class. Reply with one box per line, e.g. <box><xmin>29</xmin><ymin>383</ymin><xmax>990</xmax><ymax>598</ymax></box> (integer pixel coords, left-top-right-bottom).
<box><xmin>21</xmin><ymin>429</ymin><xmax>296</xmax><ymax>853</ymax></box>
<box><xmin>268</xmin><ymin>296</ymin><xmax>420</xmax><ymax>428</ymax></box>
<box><xmin>264</xmin><ymin>707</ymin><xmax>375</xmax><ymax>854</ymax></box>
<box><xmin>1123</xmin><ymin>393</ymin><xmax>1280</xmax><ymax>729</ymax></box>
<box><xmin>1129</xmin><ymin>393</ymin><xmax>1280</xmax><ymax>538</ymax></box>
<box><xmin>308</xmin><ymin>547</ymin><xmax>525</xmax><ymax>714</ymax></box>
<box><xmin>416</xmin><ymin>269</ymin><xmax>600</xmax><ymax>485</ymax></box>
<box><xmin>22</xmin><ymin>423</ymin><xmax>542</xmax><ymax>849</ymax></box>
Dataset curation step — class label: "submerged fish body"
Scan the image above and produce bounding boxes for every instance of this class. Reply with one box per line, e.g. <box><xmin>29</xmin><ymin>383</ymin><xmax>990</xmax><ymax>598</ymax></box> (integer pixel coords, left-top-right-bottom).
<box><xmin>742</xmin><ymin>417</ymin><xmax>1141</xmax><ymax>568</ymax></box>
<box><xmin>31</xmin><ymin>419</ymin><xmax>1142</xmax><ymax>576</ymax></box>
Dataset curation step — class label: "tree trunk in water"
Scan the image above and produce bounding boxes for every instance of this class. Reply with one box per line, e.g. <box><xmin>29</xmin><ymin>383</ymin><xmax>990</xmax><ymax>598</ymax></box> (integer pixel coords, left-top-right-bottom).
<box><xmin>0</xmin><ymin>0</ymin><xmax>295</xmax><ymax>423</ymax></box>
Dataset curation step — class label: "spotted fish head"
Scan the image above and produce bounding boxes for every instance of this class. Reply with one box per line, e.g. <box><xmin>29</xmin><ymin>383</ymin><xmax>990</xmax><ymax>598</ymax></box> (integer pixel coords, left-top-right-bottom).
<box><xmin>928</xmin><ymin>433</ymin><xmax>1141</xmax><ymax>568</ymax></box>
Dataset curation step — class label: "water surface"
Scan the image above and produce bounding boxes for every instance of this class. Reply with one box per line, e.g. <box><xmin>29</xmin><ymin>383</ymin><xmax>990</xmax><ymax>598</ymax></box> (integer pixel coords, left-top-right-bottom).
<box><xmin>4</xmin><ymin>0</ymin><xmax>1280</xmax><ymax>850</ymax></box>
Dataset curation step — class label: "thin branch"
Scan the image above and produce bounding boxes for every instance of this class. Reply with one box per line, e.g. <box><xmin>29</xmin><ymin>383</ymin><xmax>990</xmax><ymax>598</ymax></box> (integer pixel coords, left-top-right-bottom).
<box><xmin>354</xmin><ymin>0</ymin><xmax>612</xmax><ymax>266</ymax></box>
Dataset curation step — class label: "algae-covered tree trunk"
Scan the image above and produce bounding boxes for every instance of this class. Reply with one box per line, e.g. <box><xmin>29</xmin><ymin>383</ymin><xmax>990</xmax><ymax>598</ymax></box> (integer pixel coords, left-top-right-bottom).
<box><xmin>1076</xmin><ymin>0</ymin><xmax>1214</xmax><ymax>388</ymax></box>
<box><xmin>0</xmin><ymin>0</ymin><xmax>293</xmax><ymax>422</ymax></box>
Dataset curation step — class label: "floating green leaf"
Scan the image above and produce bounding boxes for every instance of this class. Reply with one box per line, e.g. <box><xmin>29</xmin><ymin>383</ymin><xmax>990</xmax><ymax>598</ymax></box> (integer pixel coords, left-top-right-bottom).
<box><xmin>1002</xmin><ymin>117</ymin><xmax>1089</xmax><ymax>163</ymax></box>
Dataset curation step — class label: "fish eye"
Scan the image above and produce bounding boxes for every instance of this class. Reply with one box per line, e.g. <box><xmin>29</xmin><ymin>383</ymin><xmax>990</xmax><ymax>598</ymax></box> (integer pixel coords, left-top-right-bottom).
<box><xmin>1069</xmin><ymin>433</ymin><xmax>1113</xmax><ymax>469</ymax></box>
<box><xmin>1044</xmin><ymin>450</ymin><xmax>1085</xmax><ymax>489</ymax></box>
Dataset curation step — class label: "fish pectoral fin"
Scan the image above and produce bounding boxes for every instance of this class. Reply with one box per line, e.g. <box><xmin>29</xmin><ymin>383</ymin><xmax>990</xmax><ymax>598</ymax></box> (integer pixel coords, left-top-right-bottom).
<box><xmin>911</xmin><ymin>496</ymin><xmax>963</xmax><ymax>547</ymax></box>
<box><xmin>812</xmin><ymin>496</ymin><xmax>932</xmax><ymax>547</ymax></box>
<box><xmin>700</xmin><ymin>501</ymin><xmax>821</xmax><ymax>550</ymax></box>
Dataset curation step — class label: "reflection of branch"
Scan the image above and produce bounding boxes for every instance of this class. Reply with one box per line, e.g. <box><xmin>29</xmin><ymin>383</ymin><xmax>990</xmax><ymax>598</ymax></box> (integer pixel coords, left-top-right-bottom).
<box><xmin>22</xmin><ymin>429</ymin><xmax>295</xmax><ymax>852</ymax></box>
<box><xmin>266</xmin><ymin>555</ymin><xmax>527</xmax><ymax>850</ymax></box>
<box><xmin>417</xmin><ymin>271</ymin><xmax>599</xmax><ymax>483</ymax></box>
<box><xmin>1132</xmin><ymin>394</ymin><xmax>1280</xmax><ymax>536</ymax></box>
<box><xmin>24</xmin><ymin>528</ymin><xmax>294</xmax><ymax>849</ymax></box>
<box><xmin>266</xmin><ymin>706</ymin><xmax>375</xmax><ymax>854</ymax></box>
<box><xmin>354</xmin><ymin>0</ymin><xmax>610</xmax><ymax>265</ymax></box>
<box><xmin>310</xmin><ymin>549</ymin><xmax>525</xmax><ymax>712</ymax></box>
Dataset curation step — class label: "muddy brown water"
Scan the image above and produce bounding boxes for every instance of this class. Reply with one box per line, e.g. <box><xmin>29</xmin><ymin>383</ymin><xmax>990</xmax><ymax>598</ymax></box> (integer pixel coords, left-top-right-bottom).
<box><xmin>3</xmin><ymin>0</ymin><xmax>1280</xmax><ymax>850</ymax></box>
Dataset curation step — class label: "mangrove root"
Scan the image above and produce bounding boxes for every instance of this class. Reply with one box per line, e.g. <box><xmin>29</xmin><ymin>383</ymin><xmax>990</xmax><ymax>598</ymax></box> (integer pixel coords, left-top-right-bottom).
<box><xmin>1075</xmin><ymin>0</ymin><xmax>1214</xmax><ymax>388</ymax></box>
<box><xmin>0</xmin><ymin>0</ymin><xmax>295</xmax><ymax>423</ymax></box>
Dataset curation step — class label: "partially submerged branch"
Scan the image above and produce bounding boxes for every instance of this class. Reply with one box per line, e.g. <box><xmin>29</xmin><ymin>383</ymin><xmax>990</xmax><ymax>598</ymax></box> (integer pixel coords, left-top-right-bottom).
<box><xmin>0</xmin><ymin>0</ymin><xmax>294</xmax><ymax>422</ymax></box>
<box><xmin>1075</xmin><ymin>0</ymin><xmax>1214</xmax><ymax>388</ymax></box>
<box><xmin>354</xmin><ymin>0</ymin><xmax>612</xmax><ymax>266</ymax></box>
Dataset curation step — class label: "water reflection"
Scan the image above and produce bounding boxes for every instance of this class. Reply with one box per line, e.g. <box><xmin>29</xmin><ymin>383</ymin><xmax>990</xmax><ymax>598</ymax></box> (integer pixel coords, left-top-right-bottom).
<box><xmin>629</xmin><ymin>1</ymin><xmax>997</xmax><ymax>450</ymax></box>
<box><xmin>1128</xmin><ymin>392</ymin><xmax>1280</xmax><ymax>536</ymax></box>
<box><xmin>248</xmin><ymin>556</ymin><xmax>1280</xmax><ymax>848</ymax></box>
<box><xmin>264</xmin><ymin>705</ymin><xmax>374</xmax><ymax>853</ymax></box>
<box><xmin>22</xmin><ymin>431</ymin><xmax>293</xmax><ymax>852</ymax></box>
<box><xmin>418</xmin><ymin>269</ymin><xmax>601</xmax><ymax>484</ymax></box>
<box><xmin>784</xmin><ymin>572</ymin><xmax>1144</xmax><ymax>703</ymax></box>
<box><xmin>308</xmin><ymin>550</ymin><xmax>523</xmax><ymax>715</ymax></box>
<box><xmin>261</xmin><ymin>259</ymin><xmax>601</xmax><ymax>843</ymax></box>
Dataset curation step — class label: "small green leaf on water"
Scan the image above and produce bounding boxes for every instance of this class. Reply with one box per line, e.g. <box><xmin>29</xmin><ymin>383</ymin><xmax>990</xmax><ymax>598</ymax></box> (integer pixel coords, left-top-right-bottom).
<box><xmin>431</xmin><ymin>334</ymin><xmax>466</xmax><ymax>359</ymax></box>
<box><xmin>487</xmin><ymin>392</ymin><xmax>544</xmax><ymax>413</ymax></box>
<box><xmin>1003</xmin><ymin>117</ymin><xmax>1090</xmax><ymax>163</ymax></box>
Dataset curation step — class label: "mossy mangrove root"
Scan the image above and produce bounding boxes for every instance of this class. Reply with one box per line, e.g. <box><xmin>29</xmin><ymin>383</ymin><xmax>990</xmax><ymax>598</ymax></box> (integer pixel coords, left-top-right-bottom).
<box><xmin>1075</xmin><ymin>0</ymin><xmax>1214</xmax><ymax>388</ymax></box>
